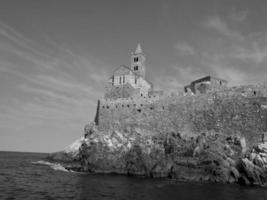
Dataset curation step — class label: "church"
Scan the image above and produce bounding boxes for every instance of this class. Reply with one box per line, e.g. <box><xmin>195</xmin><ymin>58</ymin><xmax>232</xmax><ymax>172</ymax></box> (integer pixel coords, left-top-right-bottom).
<box><xmin>104</xmin><ymin>44</ymin><xmax>153</xmax><ymax>100</ymax></box>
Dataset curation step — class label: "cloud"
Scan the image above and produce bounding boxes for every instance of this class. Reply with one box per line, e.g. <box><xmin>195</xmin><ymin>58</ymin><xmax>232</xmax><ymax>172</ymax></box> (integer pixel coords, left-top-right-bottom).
<box><xmin>231</xmin><ymin>42</ymin><xmax>267</xmax><ymax>64</ymax></box>
<box><xmin>203</xmin><ymin>16</ymin><xmax>243</xmax><ymax>40</ymax></box>
<box><xmin>175</xmin><ymin>42</ymin><xmax>196</xmax><ymax>56</ymax></box>
<box><xmin>201</xmin><ymin>56</ymin><xmax>247</xmax><ymax>86</ymax></box>
<box><xmin>0</xmin><ymin>20</ymin><xmax>51</xmax><ymax>58</ymax></box>
<box><xmin>198</xmin><ymin>39</ymin><xmax>267</xmax><ymax>86</ymax></box>
<box><xmin>154</xmin><ymin>65</ymin><xmax>205</xmax><ymax>92</ymax></box>
<box><xmin>0</xmin><ymin>20</ymin><xmax>108</xmax><ymax>151</ymax></box>
<box><xmin>229</xmin><ymin>10</ymin><xmax>248</xmax><ymax>22</ymax></box>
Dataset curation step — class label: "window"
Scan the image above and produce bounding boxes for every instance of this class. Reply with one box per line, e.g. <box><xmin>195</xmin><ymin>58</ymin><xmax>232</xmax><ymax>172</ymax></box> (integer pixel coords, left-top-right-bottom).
<box><xmin>123</xmin><ymin>76</ymin><xmax>125</xmax><ymax>83</ymax></box>
<box><xmin>134</xmin><ymin>57</ymin><xmax>138</xmax><ymax>62</ymax></box>
<box><xmin>134</xmin><ymin>66</ymin><xmax>138</xmax><ymax>71</ymax></box>
<box><xmin>135</xmin><ymin>78</ymin><xmax>137</xmax><ymax>84</ymax></box>
<box><xmin>119</xmin><ymin>77</ymin><xmax>122</xmax><ymax>84</ymax></box>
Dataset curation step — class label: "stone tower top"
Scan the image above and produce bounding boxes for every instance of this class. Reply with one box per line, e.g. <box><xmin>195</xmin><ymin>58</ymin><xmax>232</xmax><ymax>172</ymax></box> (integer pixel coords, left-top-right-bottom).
<box><xmin>131</xmin><ymin>43</ymin><xmax>146</xmax><ymax>78</ymax></box>
<box><xmin>135</xmin><ymin>43</ymin><xmax>143</xmax><ymax>54</ymax></box>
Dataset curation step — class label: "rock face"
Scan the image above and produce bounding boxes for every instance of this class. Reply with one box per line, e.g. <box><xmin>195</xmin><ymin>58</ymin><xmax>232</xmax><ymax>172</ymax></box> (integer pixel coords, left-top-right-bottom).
<box><xmin>49</xmin><ymin>122</ymin><xmax>267</xmax><ymax>185</ymax></box>
<box><xmin>239</xmin><ymin>143</ymin><xmax>267</xmax><ymax>185</ymax></box>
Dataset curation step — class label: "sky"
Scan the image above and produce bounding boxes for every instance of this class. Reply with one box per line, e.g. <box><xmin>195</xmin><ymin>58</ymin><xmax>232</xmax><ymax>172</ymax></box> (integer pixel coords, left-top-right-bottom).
<box><xmin>0</xmin><ymin>0</ymin><xmax>267</xmax><ymax>152</ymax></box>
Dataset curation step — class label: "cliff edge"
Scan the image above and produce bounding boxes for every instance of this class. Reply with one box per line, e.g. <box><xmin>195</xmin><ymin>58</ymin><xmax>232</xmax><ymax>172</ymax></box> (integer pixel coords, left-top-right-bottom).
<box><xmin>48</xmin><ymin>85</ymin><xmax>267</xmax><ymax>185</ymax></box>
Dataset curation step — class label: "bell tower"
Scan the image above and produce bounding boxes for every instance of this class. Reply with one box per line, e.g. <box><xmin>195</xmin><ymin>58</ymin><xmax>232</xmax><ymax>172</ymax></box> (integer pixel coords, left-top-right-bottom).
<box><xmin>131</xmin><ymin>43</ymin><xmax>146</xmax><ymax>78</ymax></box>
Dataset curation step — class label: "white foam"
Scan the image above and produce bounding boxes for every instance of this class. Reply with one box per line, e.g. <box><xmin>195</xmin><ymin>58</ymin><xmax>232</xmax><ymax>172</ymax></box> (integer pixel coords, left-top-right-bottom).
<box><xmin>32</xmin><ymin>160</ymin><xmax>70</xmax><ymax>172</ymax></box>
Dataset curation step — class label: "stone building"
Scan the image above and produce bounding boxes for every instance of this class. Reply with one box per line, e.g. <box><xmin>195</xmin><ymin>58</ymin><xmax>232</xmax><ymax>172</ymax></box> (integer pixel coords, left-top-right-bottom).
<box><xmin>105</xmin><ymin>44</ymin><xmax>153</xmax><ymax>100</ymax></box>
<box><xmin>184</xmin><ymin>76</ymin><xmax>228</xmax><ymax>94</ymax></box>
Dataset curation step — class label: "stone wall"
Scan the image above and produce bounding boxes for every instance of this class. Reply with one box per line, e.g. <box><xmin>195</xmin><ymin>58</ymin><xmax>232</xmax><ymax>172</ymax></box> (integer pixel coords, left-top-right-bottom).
<box><xmin>105</xmin><ymin>73</ymin><xmax>152</xmax><ymax>99</ymax></box>
<box><xmin>96</xmin><ymin>84</ymin><xmax>267</xmax><ymax>147</ymax></box>
<box><xmin>104</xmin><ymin>83</ymin><xmax>140</xmax><ymax>100</ymax></box>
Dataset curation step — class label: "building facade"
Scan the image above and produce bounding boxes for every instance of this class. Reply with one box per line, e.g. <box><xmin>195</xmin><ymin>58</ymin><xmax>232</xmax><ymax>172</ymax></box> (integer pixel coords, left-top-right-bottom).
<box><xmin>184</xmin><ymin>76</ymin><xmax>228</xmax><ymax>94</ymax></box>
<box><xmin>105</xmin><ymin>44</ymin><xmax>153</xmax><ymax>100</ymax></box>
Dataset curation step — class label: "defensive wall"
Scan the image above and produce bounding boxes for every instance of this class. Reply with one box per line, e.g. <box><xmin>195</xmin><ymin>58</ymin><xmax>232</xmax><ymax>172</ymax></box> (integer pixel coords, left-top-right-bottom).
<box><xmin>95</xmin><ymin>84</ymin><xmax>267</xmax><ymax>147</ymax></box>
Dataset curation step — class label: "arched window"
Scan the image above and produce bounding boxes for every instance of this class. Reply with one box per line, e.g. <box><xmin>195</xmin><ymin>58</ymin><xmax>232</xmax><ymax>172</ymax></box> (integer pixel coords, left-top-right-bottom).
<box><xmin>134</xmin><ymin>57</ymin><xmax>138</xmax><ymax>62</ymax></box>
<box><xmin>111</xmin><ymin>76</ymin><xmax>114</xmax><ymax>85</ymax></box>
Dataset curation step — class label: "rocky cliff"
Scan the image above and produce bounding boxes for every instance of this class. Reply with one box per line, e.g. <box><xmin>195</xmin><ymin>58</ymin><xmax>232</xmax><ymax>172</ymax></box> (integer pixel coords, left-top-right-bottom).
<box><xmin>48</xmin><ymin>85</ymin><xmax>267</xmax><ymax>185</ymax></box>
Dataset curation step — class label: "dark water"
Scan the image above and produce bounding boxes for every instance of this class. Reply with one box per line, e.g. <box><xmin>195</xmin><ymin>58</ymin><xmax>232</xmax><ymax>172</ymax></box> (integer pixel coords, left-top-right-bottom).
<box><xmin>1</xmin><ymin>152</ymin><xmax>267</xmax><ymax>200</ymax></box>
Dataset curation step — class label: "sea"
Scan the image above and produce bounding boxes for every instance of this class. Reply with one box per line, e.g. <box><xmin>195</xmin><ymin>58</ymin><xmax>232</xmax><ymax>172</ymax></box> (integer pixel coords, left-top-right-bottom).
<box><xmin>1</xmin><ymin>151</ymin><xmax>267</xmax><ymax>200</ymax></box>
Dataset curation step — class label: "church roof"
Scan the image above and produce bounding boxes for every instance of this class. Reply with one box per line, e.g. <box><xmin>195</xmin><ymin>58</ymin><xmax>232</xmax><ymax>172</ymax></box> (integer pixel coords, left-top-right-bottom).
<box><xmin>113</xmin><ymin>65</ymin><xmax>132</xmax><ymax>76</ymax></box>
<box><xmin>135</xmin><ymin>43</ymin><xmax>143</xmax><ymax>54</ymax></box>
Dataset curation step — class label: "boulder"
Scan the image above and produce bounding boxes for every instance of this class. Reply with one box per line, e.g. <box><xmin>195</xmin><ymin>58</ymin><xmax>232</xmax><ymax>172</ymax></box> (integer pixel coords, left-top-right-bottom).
<box><xmin>254</xmin><ymin>154</ymin><xmax>264</xmax><ymax>167</ymax></box>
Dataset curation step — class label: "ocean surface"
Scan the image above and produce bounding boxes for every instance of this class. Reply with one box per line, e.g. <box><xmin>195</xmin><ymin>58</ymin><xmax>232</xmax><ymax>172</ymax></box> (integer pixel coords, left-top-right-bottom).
<box><xmin>1</xmin><ymin>151</ymin><xmax>267</xmax><ymax>200</ymax></box>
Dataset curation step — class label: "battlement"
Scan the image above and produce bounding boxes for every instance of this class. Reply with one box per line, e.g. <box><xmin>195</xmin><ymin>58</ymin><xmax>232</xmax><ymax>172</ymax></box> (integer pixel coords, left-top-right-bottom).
<box><xmin>100</xmin><ymin>94</ymin><xmax>163</xmax><ymax>111</ymax></box>
<box><xmin>99</xmin><ymin>84</ymin><xmax>267</xmax><ymax>119</ymax></box>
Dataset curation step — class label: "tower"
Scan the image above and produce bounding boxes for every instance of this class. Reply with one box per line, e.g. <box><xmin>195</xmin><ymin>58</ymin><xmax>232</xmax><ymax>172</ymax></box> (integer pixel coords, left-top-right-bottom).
<box><xmin>131</xmin><ymin>43</ymin><xmax>146</xmax><ymax>78</ymax></box>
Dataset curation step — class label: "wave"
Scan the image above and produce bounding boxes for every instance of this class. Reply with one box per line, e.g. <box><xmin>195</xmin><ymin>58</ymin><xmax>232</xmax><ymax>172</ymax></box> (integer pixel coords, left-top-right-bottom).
<box><xmin>32</xmin><ymin>160</ymin><xmax>71</xmax><ymax>172</ymax></box>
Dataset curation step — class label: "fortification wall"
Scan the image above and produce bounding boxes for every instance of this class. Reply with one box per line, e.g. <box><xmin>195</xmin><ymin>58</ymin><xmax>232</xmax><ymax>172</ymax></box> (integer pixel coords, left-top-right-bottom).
<box><xmin>104</xmin><ymin>83</ymin><xmax>140</xmax><ymax>100</ymax></box>
<box><xmin>96</xmin><ymin>84</ymin><xmax>267</xmax><ymax>147</ymax></box>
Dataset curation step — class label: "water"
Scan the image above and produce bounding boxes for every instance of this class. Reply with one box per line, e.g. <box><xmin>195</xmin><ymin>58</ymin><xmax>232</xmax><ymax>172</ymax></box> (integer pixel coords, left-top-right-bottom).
<box><xmin>1</xmin><ymin>151</ymin><xmax>267</xmax><ymax>200</ymax></box>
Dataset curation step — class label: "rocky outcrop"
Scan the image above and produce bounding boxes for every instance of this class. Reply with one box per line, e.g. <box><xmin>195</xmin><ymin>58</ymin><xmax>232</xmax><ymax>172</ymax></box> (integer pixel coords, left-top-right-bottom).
<box><xmin>238</xmin><ymin>143</ymin><xmax>267</xmax><ymax>185</ymax></box>
<box><xmin>47</xmin><ymin>84</ymin><xmax>267</xmax><ymax>185</ymax></box>
<box><xmin>49</xmin><ymin>122</ymin><xmax>267</xmax><ymax>185</ymax></box>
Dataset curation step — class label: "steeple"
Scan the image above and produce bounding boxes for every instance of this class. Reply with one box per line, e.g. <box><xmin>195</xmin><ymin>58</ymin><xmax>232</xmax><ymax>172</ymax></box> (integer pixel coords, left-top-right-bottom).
<box><xmin>135</xmin><ymin>43</ymin><xmax>143</xmax><ymax>54</ymax></box>
<box><xmin>131</xmin><ymin>43</ymin><xmax>146</xmax><ymax>78</ymax></box>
